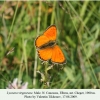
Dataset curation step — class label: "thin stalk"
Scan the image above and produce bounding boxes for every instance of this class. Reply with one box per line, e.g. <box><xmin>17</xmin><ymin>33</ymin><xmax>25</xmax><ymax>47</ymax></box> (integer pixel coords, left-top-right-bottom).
<box><xmin>22</xmin><ymin>38</ymin><xmax>28</xmax><ymax>75</ymax></box>
<box><xmin>51</xmin><ymin>1</ymin><xmax>56</xmax><ymax>25</ymax></box>
<box><xmin>33</xmin><ymin>0</ymin><xmax>41</xmax><ymax>88</ymax></box>
<box><xmin>18</xmin><ymin>54</ymin><xmax>24</xmax><ymax>87</ymax></box>
<box><xmin>7</xmin><ymin>1</ymin><xmax>19</xmax><ymax>44</ymax></box>
<box><xmin>66</xmin><ymin>1</ymin><xmax>92</xmax><ymax>38</ymax></box>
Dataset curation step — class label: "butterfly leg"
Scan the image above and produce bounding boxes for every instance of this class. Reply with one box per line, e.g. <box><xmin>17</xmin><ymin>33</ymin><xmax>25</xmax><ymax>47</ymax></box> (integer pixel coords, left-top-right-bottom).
<box><xmin>41</xmin><ymin>61</ymin><xmax>48</xmax><ymax>65</ymax></box>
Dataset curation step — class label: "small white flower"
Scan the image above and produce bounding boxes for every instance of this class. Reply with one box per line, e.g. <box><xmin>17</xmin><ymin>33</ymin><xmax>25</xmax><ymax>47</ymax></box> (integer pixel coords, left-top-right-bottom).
<box><xmin>6</xmin><ymin>78</ymin><xmax>28</xmax><ymax>89</ymax></box>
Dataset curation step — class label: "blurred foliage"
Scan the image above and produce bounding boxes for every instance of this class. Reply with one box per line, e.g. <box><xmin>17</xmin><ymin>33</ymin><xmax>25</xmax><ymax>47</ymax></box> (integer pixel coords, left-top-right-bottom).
<box><xmin>0</xmin><ymin>1</ymin><xmax>100</xmax><ymax>89</ymax></box>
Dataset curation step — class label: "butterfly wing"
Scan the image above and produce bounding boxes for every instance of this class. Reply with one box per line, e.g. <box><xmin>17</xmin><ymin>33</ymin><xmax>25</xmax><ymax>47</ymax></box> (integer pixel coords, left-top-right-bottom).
<box><xmin>35</xmin><ymin>25</ymin><xmax>65</xmax><ymax>64</ymax></box>
<box><xmin>35</xmin><ymin>35</ymin><xmax>50</xmax><ymax>48</ymax></box>
<box><xmin>37</xmin><ymin>47</ymin><xmax>53</xmax><ymax>61</ymax></box>
<box><xmin>51</xmin><ymin>45</ymin><xmax>66</xmax><ymax>64</ymax></box>
<box><xmin>35</xmin><ymin>25</ymin><xmax>57</xmax><ymax>48</ymax></box>
<box><xmin>44</xmin><ymin>25</ymin><xmax>57</xmax><ymax>41</ymax></box>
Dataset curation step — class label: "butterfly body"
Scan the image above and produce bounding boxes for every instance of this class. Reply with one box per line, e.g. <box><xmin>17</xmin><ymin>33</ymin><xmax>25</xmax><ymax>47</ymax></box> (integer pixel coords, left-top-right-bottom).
<box><xmin>35</xmin><ymin>25</ymin><xmax>66</xmax><ymax>64</ymax></box>
<box><xmin>37</xmin><ymin>40</ymin><xmax>56</xmax><ymax>50</ymax></box>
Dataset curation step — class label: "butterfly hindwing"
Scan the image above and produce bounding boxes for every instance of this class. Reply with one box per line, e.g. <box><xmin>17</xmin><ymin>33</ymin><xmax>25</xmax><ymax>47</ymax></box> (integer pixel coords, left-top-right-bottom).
<box><xmin>37</xmin><ymin>47</ymin><xmax>53</xmax><ymax>61</ymax></box>
<box><xmin>51</xmin><ymin>45</ymin><xmax>66</xmax><ymax>64</ymax></box>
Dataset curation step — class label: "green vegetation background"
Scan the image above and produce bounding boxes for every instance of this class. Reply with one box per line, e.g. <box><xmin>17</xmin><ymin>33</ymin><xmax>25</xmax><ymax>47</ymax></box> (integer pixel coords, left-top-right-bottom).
<box><xmin>0</xmin><ymin>1</ymin><xmax>100</xmax><ymax>89</ymax></box>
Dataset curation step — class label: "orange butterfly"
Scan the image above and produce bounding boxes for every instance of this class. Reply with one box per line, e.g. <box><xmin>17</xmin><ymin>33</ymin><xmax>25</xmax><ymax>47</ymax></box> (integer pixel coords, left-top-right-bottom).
<box><xmin>35</xmin><ymin>25</ymin><xmax>66</xmax><ymax>64</ymax></box>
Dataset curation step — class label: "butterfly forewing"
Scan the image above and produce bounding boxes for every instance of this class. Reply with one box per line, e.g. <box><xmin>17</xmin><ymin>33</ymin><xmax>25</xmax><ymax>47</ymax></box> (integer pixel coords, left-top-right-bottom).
<box><xmin>35</xmin><ymin>25</ymin><xmax>57</xmax><ymax>49</ymax></box>
<box><xmin>35</xmin><ymin>35</ymin><xmax>50</xmax><ymax>48</ymax></box>
<box><xmin>44</xmin><ymin>25</ymin><xmax>57</xmax><ymax>41</ymax></box>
